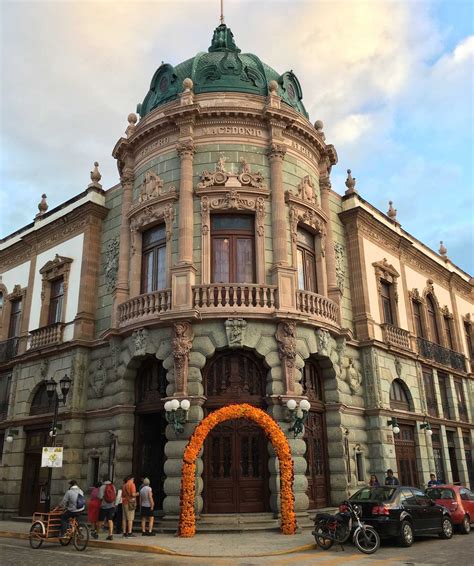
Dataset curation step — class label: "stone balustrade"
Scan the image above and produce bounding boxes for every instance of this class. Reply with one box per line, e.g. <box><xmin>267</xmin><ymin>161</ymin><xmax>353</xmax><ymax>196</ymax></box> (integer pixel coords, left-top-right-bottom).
<box><xmin>118</xmin><ymin>289</ymin><xmax>172</xmax><ymax>326</ymax></box>
<box><xmin>193</xmin><ymin>284</ymin><xmax>277</xmax><ymax>311</ymax></box>
<box><xmin>295</xmin><ymin>290</ymin><xmax>339</xmax><ymax>324</ymax></box>
<box><xmin>29</xmin><ymin>323</ymin><xmax>64</xmax><ymax>349</ymax></box>
<box><xmin>381</xmin><ymin>323</ymin><xmax>412</xmax><ymax>351</ymax></box>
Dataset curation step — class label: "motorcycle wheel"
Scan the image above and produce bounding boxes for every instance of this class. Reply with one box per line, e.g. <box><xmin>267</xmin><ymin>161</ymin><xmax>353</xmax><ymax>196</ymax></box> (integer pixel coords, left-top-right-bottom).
<box><xmin>354</xmin><ymin>526</ymin><xmax>380</xmax><ymax>554</ymax></box>
<box><xmin>313</xmin><ymin>520</ymin><xmax>334</xmax><ymax>550</ymax></box>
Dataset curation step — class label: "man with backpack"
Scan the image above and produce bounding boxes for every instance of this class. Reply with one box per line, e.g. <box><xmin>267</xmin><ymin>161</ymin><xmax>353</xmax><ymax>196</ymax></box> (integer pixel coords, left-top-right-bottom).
<box><xmin>98</xmin><ymin>477</ymin><xmax>116</xmax><ymax>540</ymax></box>
<box><xmin>59</xmin><ymin>480</ymin><xmax>85</xmax><ymax>537</ymax></box>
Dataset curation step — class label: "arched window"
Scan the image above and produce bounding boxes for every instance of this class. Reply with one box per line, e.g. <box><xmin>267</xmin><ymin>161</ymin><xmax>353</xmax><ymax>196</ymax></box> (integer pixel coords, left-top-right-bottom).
<box><xmin>301</xmin><ymin>361</ymin><xmax>324</xmax><ymax>405</ymax></box>
<box><xmin>427</xmin><ymin>295</ymin><xmax>440</xmax><ymax>344</ymax></box>
<box><xmin>30</xmin><ymin>383</ymin><xmax>57</xmax><ymax>416</ymax></box>
<box><xmin>204</xmin><ymin>350</ymin><xmax>265</xmax><ymax>406</ymax></box>
<box><xmin>389</xmin><ymin>379</ymin><xmax>411</xmax><ymax>411</ymax></box>
<box><xmin>135</xmin><ymin>356</ymin><xmax>167</xmax><ymax>408</ymax></box>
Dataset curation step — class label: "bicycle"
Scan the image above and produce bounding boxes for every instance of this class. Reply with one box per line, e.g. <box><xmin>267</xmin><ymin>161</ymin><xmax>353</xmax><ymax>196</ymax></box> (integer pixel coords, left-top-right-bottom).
<box><xmin>29</xmin><ymin>507</ymin><xmax>90</xmax><ymax>551</ymax></box>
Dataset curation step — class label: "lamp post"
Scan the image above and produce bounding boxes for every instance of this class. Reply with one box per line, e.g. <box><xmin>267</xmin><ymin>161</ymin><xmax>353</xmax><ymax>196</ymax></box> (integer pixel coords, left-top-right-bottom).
<box><xmin>420</xmin><ymin>416</ymin><xmax>433</xmax><ymax>436</ymax></box>
<box><xmin>164</xmin><ymin>398</ymin><xmax>190</xmax><ymax>434</ymax></box>
<box><xmin>44</xmin><ymin>373</ymin><xmax>72</xmax><ymax>512</ymax></box>
<box><xmin>387</xmin><ymin>416</ymin><xmax>400</xmax><ymax>435</ymax></box>
<box><xmin>284</xmin><ymin>398</ymin><xmax>311</xmax><ymax>437</ymax></box>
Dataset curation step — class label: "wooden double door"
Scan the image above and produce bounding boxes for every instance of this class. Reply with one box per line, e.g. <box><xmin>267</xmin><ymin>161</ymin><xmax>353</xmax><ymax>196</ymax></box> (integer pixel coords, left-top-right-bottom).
<box><xmin>203</xmin><ymin>418</ymin><xmax>269</xmax><ymax>513</ymax></box>
<box><xmin>19</xmin><ymin>429</ymin><xmax>50</xmax><ymax>516</ymax></box>
<box><xmin>304</xmin><ymin>411</ymin><xmax>329</xmax><ymax>508</ymax></box>
<box><xmin>395</xmin><ymin>424</ymin><xmax>419</xmax><ymax>487</ymax></box>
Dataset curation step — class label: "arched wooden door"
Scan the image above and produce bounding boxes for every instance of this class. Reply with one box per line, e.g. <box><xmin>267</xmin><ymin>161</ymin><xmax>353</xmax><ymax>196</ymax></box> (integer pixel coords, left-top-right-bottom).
<box><xmin>203</xmin><ymin>350</ymin><xmax>269</xmax><ymax>513</ymax></box>
<box><xmin>302</xmin><ymin>361</ymin><xmax>329</xmax><ymax>508</ymax></box>
<box><xmin>133</xmin><ymin>356</ymin><xmax>167</xmax><ymax>510</ymax></box>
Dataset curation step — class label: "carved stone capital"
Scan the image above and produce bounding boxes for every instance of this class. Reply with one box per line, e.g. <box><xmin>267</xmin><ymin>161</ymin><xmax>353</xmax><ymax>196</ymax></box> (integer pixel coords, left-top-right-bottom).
<box><xmin>176</xmin><ymin>140</ymin><xmax>195</xmax><ymax>158</ymax></box>
<box><xmin>120</xmin><ymin>167</ymin><xmax>134</xmax><ymax>186</ymax></box>
<box><xmin>267</xmin><ymin>142</ymin><xmax>287</xmax><ymax>161</ymax></box>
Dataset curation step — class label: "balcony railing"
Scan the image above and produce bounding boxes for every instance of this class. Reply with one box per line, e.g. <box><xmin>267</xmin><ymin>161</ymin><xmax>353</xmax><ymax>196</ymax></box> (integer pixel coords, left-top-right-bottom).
<box><xmin>417</xmin><ymin>337</ymin><xmax>466</xmax><ymax>371</ymax></box>
<box><xmin>0</xmin><ymin>337</ymin><xmax>19</xmax><ymax>363</ymax></box>
<box><xmin>295</xmin><ymin>290</ymin><xmax>339</xmax><ymax>324</ymax></box>
<box><xmin>381</xmin><ymin>323</ymin><xmax>411</xmax><ymax>351</ymax></box>
<box><xmin>193</xmin><ymin>284</ymin><xmax>277</xmax><ymax>311</ymax></box>
<box><xmin>29</xmin><ymin>322</ymin><xmax>65</xmax><ymax>349</ymax></box>
<box><xmin>118</xmin><ymin>289</ymin><xmax>172</xmax><ymax>326</ymax></box>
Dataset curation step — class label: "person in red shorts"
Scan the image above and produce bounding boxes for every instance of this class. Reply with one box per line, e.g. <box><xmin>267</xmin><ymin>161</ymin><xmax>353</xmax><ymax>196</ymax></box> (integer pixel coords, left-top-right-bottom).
<box><xmin>88</xmin><ymin>481</ymin><xmax>101</xmax><ymax>539</ymax></box>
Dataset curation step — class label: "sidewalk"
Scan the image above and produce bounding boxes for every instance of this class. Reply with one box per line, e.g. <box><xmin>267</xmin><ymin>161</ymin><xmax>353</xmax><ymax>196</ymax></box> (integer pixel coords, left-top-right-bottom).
<box><xmin>0</xmin><ymin>520</ymin><xmax>317</xmax><ymax>557</ymax></box>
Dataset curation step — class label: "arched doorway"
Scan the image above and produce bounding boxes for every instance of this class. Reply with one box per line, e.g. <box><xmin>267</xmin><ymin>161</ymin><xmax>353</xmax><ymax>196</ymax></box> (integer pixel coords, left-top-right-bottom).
<box><xmin>302</xmin><ymin>360</ymin><xmax>329</xmax><ymax>508</ymax></box>
<box><xmin>203</xmin><ymin>350</ymin><xmax>269</xmax><ymax>513</ymax></box>
<box><xmin>133</xmin><ymin>356</ymin><xmax>167</xmax><ymax>510</ymax></box>
<box><xmin>19</xmin><ymin>383</ymin><xmax>56</xmax><ymax>516</ymax></box>
<box><xmin>389</xmin><ymin>379</ymin><xmax>419</xmax><ymax>486</ymax></box>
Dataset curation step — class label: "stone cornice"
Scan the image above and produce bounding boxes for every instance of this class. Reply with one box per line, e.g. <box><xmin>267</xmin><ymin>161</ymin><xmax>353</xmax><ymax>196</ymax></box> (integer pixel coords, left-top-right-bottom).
<box><xmin>0</xmin><ymin>201</ymin><xmax>108</xmax><ymax>272</ymax></box>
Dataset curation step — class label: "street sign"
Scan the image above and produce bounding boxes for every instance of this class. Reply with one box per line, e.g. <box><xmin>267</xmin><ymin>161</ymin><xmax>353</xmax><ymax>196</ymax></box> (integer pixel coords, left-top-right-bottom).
<box><xmin>41</xmin><ymin>446</ymin><xmax>63</xmax><ymax>468</ymax></box>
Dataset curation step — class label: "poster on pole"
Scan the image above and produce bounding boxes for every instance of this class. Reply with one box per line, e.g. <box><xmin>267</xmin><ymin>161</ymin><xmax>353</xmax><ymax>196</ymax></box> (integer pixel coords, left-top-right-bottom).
<box><xmin>41</xmin><ymin>446</ymin><xmax>63</xmax><ymax>468</ymax></box>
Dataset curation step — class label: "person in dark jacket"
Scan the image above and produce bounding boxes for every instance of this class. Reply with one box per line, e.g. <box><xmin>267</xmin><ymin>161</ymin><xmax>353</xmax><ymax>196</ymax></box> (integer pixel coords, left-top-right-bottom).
<box><xmin>384</xmin><ymin>469</ymin><xmax>400</xmax><ymax>486</ymax></box>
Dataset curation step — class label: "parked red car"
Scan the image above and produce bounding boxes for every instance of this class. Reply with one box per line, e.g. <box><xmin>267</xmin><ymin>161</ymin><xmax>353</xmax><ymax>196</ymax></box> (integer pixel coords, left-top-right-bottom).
<box><xmin>425</xmin><ymin>485</ymin><xmax>474</xmax><ymax>534</ymax></box>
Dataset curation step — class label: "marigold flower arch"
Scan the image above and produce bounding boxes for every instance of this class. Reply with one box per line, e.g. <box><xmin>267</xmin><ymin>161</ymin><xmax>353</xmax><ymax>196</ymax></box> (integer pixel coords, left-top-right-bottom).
<box><xmin>178</xmin><ymin>403</ymin><xmax>296</xmax><ymax>537</ymax></box>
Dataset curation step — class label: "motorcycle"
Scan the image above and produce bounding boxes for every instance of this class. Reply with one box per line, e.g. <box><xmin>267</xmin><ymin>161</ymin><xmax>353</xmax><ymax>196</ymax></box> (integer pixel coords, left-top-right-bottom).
<box><xmin>312</xmin><ymin>500</ymin><xmax>380</xmax><ymax>554</ymax></box>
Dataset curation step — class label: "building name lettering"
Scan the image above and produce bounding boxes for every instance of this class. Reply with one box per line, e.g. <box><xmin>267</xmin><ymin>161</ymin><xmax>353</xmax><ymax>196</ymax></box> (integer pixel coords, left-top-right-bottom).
<box><xmin>288</xmin><ymin>140</ymin><xmax>317</xmax><ymax>162</ymax></box>
<box><xmin>200</xmin><ymin>126</ymin><xmax>263</xmax><ymax>137</ymax></box>
<box><xmin>137</xmin><ymin>137</ymin><xmax>170</xmax><ymax>159</ymax></box>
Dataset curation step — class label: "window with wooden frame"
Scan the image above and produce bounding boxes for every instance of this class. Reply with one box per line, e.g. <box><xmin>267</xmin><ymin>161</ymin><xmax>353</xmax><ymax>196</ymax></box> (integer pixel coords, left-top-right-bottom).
<box><xmin>141</xmin><ymin>224</ymin><xmax>167</xmax><ymax>293</ymax></box>
<box><xmin>47</xmin><ymin>278</ymin><xmax>64</xmax><ymax>325</ymax></box>
<box><xmin>426</xmin><ymin>295</ymin><xmax>440</xmax><ymax>344</ymax></box>
<box><xmin>0</xmin><ymin>371</ymin><xmax>12</xmax><ymax>421</ymax></box>
<box><xmin>443</xmin><ymin>313</ymin><xmax>455</xmax><ymax>350</ymax></box>
<box><xmin>296</xmin><ymin>227</ymin><xmax>317</xmax><ymax>293</ymax></box>
<box><xmin>437</xmin><ymin>371</ymin><xmax>451</xmax><ymax>420</ymax></box>
<box><xmin>464</xmin><ymin>318</ymin><xmax>473</xmax><ymax>361</ymax></box>
<box><xmin>423</xmin><ymin>367</ymin><xmax>438</xmax><ymax>417</ymax></box>
<box><xmin>39</xmin><ymin>255</ymin><xmax>72</xmax><ymax>328</ymax></box>
<box><xmin>454</xmin><ymin>379</ymin><xmax>468</xmax><ymax>422</ymax></box>
<box><xmin>412</xmin><ymin>298</ymin><xmax>425</xmax><ymax>338</ymax></box>
<box><xmin>373</xmin><ymin>259</ymin><xmax>399</xmax><ymax>327</ymax></box>
<box><xmin>8</xmin><ymin>298</ymin><xmax>22</xmax><ymax>338</ymax></box>
<box><xmin>389</xmin><ymin>379</ymin><xmax>411</xmax><ymax>411</ymax></box>
<box><xmin>211</xmin><ymin>214</ymin><xmax>255</xmax><ymax>284</ymax></box>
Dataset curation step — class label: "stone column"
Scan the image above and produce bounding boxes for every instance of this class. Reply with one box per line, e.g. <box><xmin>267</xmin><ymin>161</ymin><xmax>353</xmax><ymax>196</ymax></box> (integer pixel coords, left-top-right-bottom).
<box><xmin>171</xmin><ymin>141</ymin><xmax>196</xmax><ymax>310</ymax></box>
<box><xmin>320</xmin><ymin>175</ymin><xmax>342</xmax><ymax>313</ymax></box>
<box><xmin>112</xmin><ymin>166</ymin><xmax>134</xmax><ymax>326</ymax></box>
<box><xmin>268</xmin><ymin>142</ymin><xmax>297</xmax><ymax>311</ymax></box>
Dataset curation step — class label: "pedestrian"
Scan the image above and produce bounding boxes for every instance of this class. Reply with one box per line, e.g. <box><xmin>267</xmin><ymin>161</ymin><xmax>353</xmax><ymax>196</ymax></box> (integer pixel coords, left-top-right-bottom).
<box><xmin>140</xmin><ymin>478</ymin><xmax>155</xmax><ymax>536</ymax></box>
<box><xmin>427</xmin><ymin>473</ymin><xmax>441</xmax><ymax>487</ymax></box>
<box><xmin>98</xmin><ymin>476</ymin><xmax>116</xmax><ymax>541</ymax></box>
<box><xmin>88</xmin><ymin>481</ymin><xmax>101</xmax><ymax>539</ymax></box>
<box><xmin>114</xmin><ymin>479</ymin><xmax>126</xmax><ymax>535</ymax></box>
<box><xmin>384</xmin><ymin>469</ymin><xmax>400</xmax><ymax>486</ymax></box>
<box><xmin>369</xmin><ymin>474</ymin><xmax>380</xmax><ymax>487</ymax></box>
<box><xmin>122</xmin><ymin>474</ymin><xmax>139</xmax><ymax>537</ymax></box>
<box><xmin>59</xmin><ymin>480</ymin><xmax>85</xmax><ymax>537</ymax></box>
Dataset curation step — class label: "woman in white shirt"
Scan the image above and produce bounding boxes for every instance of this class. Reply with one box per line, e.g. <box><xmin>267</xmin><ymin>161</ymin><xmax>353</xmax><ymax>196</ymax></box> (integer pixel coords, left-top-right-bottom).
<box><xmin>139</xmin><ymin>477</ymin><xmax>155</xmax><ymax>536</ymax></box>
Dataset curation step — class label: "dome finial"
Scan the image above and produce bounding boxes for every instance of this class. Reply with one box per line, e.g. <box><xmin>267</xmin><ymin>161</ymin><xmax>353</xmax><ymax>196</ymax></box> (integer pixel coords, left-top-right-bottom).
<box><xmin>220</xmin><ymin>0</ymin><xmax>225</xmax><ymax>25</ymax></box>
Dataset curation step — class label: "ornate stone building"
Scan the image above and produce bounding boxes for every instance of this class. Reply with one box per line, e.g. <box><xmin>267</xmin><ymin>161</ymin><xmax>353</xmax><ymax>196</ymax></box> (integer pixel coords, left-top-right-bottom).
<box><xmin>0</xmin><ymin>23</ymin><xmax>473</xmax><ymax>524</ymax></box>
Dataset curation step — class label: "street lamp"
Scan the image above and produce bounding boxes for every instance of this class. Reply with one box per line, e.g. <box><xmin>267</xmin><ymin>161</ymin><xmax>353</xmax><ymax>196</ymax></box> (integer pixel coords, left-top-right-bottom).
<box><xmin>164</xmin><ymin>398</ymin><xmax>190</xmax><ymax>434</ymax></box>
<box><xmin>285</xmin><ymin>398</ymin><xmax>311</xmax><ymax>437</ymax></box>
<box><xmin>387</xmin><ymin>417</ymin><xmax>400</xmax><ymax>435</ymax></box>
<box><xmin>420</xmin><ymin>416</ymin><xmax>433</xmax><ymax>436</ymax></box>
<box><xmin>44</xmin><ymin>374</ymin><xmax>71</xmax><ymax>512</ymax></box>
<box><xmin>5</xmin><ymin>429</ymin><xmax>19</xmax><ymax>443</ymax></box>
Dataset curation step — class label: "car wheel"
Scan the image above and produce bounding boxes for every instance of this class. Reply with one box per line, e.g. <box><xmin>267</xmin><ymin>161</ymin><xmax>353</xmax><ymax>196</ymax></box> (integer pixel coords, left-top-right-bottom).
<box><xmin>398</xmin><ymin>520</ymin><xmax>414</xmax><ymax>547</ymax></box>
<box><xmin>439</xmin><ymin>517</ymin><xmax>453</xmax><ymax>539</ymax></box>
<box><xmin>459</xmin><ymin>515</ymin><xmax>471</xmax><ymax>535</ymax></box>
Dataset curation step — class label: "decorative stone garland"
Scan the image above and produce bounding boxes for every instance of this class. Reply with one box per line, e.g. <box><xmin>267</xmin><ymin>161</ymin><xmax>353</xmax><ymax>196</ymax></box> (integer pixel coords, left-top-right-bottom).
<box><xmin>178</xmin><ymin>403</ymin><xmax>297</xmax><ymax>537</ymax></box>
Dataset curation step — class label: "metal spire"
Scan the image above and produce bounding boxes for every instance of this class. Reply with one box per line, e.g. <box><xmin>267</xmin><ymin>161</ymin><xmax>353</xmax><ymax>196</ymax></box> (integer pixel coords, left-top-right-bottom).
<box><xmin>220</xmin><ymin>0</ymin><xmax>224</xmax><ymax>24</ymax></box>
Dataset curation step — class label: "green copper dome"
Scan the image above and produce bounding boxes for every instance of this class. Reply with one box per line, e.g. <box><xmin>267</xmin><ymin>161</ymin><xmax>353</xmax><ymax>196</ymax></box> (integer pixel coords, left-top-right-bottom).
<box><xmin>137</xmin><ymin>24</ymin><xmax>308</xmax><ymax>118</ymax></box>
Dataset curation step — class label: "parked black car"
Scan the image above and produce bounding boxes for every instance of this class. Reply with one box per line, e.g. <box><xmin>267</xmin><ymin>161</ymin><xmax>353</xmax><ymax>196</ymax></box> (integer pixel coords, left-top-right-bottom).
<box><xmin>349</xmin><ymin>486</ymin><xmax>453</xmax><ymax>547</ymax></box>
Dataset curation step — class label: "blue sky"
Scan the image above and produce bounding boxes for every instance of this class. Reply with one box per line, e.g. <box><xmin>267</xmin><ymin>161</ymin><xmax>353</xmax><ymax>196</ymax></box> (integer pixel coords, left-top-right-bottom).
<box><xmin>1</xmin><ymin>0</ymin><xmax>473</xmax><ymax>274</ymax></box>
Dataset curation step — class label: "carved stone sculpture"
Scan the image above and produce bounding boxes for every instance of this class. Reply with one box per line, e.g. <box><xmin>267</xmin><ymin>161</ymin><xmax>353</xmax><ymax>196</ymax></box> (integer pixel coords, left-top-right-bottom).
<box><xmin>139</xmin><ymin>170</ymin><xmax>164</xmax><ymax>202</ymax></box>
<box><xmin>225</xmin><ymin>318</ymin><xmax>247</xmax><ymax>348</ymax></box>
<box><xmin>345</xmin><ymin>169</ymin><xmax>356</xmax><ymax>195</ymax></box>
<box><xmin>346</xmin><ymin>358</ymin><xmax>362</xmax><ymax>393</ymax></box>
<box><xmin>133</xmin><ymin>328</ymin><xmax>148</xmax><ymax>357</ymax></box>
<box><xmin>334</xmin><ymin>243</ymin><xmax>345</xmax><ymax>293</ymax></box>
<box><xmin>172</xmin><ymin>322</ymin><xmax>194</xmax><ymax>394</ymax></box>
<box><xmin>104</xmin><ymin>236</ymin><xmax>120</xmax><ymax>292</ymax></box>
<box><xmin>297</xmin><ymin>175</ymin><xmax>317</xmax><ymax>205</ymax></box>
<box><xmin>316</xmin><ymin>329</ymin><xmax>331</xmax><ymax>357</ymax></box>
<box><xmin>276</xmin><ymin>321</ymin><xmax>297</xmax><ymax>393</ymax></box>
<box><xmin>91</xmin><ymin>359</ymin><xmax>106</xmax><ymax>398</ymax></box>
<box><xmin>394</xmin><ymin>357</ymin><xmax>402</xmax><ymax>378</ymax></box>
<box><xmin>197</xmin><ymin>154</ymin><xmax>265</xmax><ymax>189</ymax></box>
